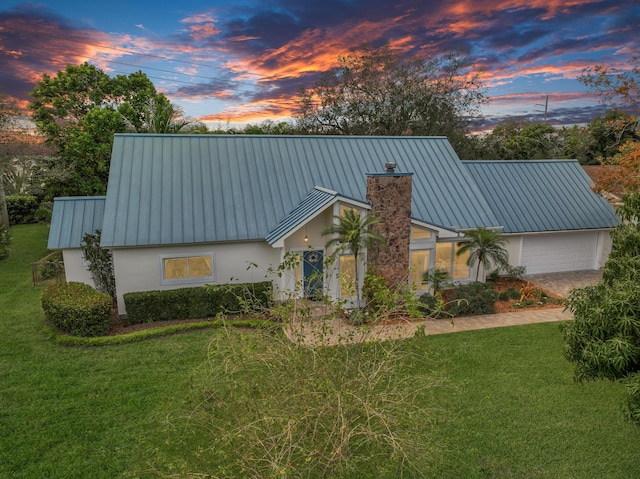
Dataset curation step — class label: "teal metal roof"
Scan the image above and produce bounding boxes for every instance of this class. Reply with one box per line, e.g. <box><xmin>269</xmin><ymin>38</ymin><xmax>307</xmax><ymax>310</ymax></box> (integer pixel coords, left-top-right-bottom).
<box><xmin>265</xmin><ymin>187</ymin><xmax>338</xmax><ymax>245</ymax></box>
<box><xmin>48</xmin><ymin>197</ymin><xmax>106</xmax><ymax>249</ymax></box>
<box><xmin>101</xmin><ymin>134</ymin><xmax>501</xmax><ymax>247</ymax></box>
<box><xmin>462</xmin><ymin>160</ymin><xmax>619</xmax><ymax>233</ymax></box>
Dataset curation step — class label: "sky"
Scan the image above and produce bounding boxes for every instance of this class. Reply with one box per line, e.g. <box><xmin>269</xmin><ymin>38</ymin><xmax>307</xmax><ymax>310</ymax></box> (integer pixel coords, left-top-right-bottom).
<box><xmin>0</xmin><ymin>0</ymin><xmax>638</xmax><ymax>131</ymax></box>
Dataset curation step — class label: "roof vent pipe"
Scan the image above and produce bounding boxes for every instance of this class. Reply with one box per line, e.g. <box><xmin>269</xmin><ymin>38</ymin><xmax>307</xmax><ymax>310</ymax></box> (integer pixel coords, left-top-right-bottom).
<box><xmin>385</xmin><ymin>162</ymin><xmax>396</xmax><ymax>173</ymax></box>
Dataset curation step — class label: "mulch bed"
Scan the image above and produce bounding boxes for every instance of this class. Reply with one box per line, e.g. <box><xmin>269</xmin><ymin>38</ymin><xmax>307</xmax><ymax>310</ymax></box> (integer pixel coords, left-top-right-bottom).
<box><xmin>489</xmin><ymin>277</ymin><xmax>564</xmax><ymax>314</ymax></box>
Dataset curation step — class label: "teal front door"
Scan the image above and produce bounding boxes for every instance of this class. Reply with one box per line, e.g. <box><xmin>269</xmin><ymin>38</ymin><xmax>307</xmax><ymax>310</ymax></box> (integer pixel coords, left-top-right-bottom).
<box><xmin>303</xmin><ymin>250</ymin><xmax>324</xmax><ymax>299</ymax></box>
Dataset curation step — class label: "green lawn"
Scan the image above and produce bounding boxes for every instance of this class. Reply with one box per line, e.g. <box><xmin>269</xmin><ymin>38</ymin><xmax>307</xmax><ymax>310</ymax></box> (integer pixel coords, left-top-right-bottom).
<box><xmin>1</xmin><ymin>224</ymin><xmax>639</xmax><ymax>478</ymax></box>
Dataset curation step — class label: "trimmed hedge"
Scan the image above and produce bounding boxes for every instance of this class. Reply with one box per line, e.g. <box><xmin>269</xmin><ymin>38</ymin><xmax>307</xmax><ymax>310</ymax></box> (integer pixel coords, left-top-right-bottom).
<box><xmin>41</xmin><ymin>282</ymin><xmax>113</xmax><ymax>337</ymax></box>
<box><xmin>123</xmin><ymin>281</ymin><xmax>272</xmax><ymax>325</ymax></box>
<box><xmin>445</xmin><ymin>282</ymin><xmax>498</xmax><ymax>317</ymax></box>
<box><xmin>6</xmin><ymin>195</ymin><xmax>39</xmax><ymax>224</ymax></box>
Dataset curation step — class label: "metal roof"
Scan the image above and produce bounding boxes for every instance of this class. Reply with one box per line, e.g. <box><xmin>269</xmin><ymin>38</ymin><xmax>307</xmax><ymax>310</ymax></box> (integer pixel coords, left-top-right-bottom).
<box><xmin>265</xmin><ymin>187</ymin><xmax>338</xmax><ymax>245</ymax></box>
<box><xmin>462</xmin><ymin>160</ymin><xmax>619</xmax><ymax>233</ymax></box>
<box><xmin>48</xmin><ymin>196</ymin><xmax>106</xmax><ymax>249</ymax></box>
<box><xmin>101</xmin><ymin>134</ymin><xmax>501</xmax><ymax>247</ymax></box>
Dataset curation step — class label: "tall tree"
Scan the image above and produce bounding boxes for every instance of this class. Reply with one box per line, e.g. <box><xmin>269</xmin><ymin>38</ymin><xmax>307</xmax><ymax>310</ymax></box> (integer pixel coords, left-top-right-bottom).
<box><xmin>295</xmin><ymin>44</ymin><xmax>486</xmax><ymax>154</ymax></box>
<box><xmin>29</xmin><ymin>63</ymin><xmax>159</xmax><ymax>197</ymax></box>
<box><xmin>456</xmin><ymin>227</ymin><xmax>509</xmax><ymax>281</ymax></box>
<box><xmin>322</xmin><ymin>209</ymin><xmax>386</xmax><ymax>306</ymax></box>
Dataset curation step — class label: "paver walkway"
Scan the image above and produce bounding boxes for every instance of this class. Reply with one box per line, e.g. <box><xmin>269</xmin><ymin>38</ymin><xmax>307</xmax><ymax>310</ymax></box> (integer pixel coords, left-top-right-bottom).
<box><xmin>286</xmin><ymin>269</ymin><xmax>603</xmax><ymax>347</ymax></box>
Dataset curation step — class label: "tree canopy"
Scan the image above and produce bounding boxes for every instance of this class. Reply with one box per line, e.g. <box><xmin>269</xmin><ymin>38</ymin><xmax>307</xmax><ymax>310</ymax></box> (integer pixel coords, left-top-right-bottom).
<box><xmin>28</xmin><ymin>63</ymin><xmax>162</xmax><ymax>196</ymax></box>
<box><xmin>579</xmin><ymin>56</ymin><xmax>640</xmax><ymax>108</ymax></box>
<box><xmin>295</xmin><ymin>45</ymin><xmax>487</xmax><ymax>154</ymax></box>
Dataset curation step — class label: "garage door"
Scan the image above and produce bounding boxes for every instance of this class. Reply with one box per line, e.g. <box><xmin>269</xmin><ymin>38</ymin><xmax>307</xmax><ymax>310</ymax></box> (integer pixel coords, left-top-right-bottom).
<box><xmin>521</xmin><ymin>232</ymin><xmax>598</xmax><ymax>274</ymax></box>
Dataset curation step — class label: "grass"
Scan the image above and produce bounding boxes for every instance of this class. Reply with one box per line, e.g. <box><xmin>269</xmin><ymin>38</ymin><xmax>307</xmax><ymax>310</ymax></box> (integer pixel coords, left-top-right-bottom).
<box><xmin>1</xmin><ymin>224</ymin><xmax>639</xmax><ymax>478</ymax></box>
<box><xmin>426</xmin><ymin>324</ymin><xmax>640</xmax><ymax>478</ymax></box>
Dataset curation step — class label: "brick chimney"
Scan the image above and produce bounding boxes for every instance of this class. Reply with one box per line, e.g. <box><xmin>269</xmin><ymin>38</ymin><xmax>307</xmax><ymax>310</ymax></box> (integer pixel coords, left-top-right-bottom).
<box><xmin>366</xmin><ymin>162</ymin><xmax>413</xmax><ymax>288</ymax></box>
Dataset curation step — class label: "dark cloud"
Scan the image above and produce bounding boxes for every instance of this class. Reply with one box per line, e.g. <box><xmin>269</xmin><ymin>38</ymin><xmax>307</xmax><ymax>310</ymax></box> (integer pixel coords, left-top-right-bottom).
<box><xmin>0</xmin><ymin>5</ymin><xmax>111</xmax><ymax>103</ymax></box>
<box><xmin>0</xmin><ymin>0</ymin><xmax>637</xmax><ymax>126</ymax></box>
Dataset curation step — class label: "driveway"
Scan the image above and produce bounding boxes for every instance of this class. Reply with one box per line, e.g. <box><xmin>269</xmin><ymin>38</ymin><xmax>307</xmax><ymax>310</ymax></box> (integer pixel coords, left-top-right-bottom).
<box><xmin>524</xmin><ymin>269</ymin><xmax>603</xmax><ymax>297</ymax></box>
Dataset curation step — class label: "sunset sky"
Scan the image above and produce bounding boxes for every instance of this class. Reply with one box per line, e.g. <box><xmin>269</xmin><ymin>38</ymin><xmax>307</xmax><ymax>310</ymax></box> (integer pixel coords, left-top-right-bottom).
<box><xmin>1</xmin><ymin>0</ymin><xmax>638</xmax><ymax>130</ymax></box>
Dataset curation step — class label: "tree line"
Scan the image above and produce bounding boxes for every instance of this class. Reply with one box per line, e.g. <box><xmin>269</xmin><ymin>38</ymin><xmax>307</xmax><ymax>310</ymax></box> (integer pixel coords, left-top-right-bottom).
<box><xmin>2</xmin><ymin>46</ymin><xmax>638</xmax><ymax>204</ymax></box>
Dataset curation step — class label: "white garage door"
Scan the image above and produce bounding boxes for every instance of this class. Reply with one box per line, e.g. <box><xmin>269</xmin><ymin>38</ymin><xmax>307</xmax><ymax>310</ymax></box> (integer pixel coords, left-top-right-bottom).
<box><xmin>521</xmin><ymin>232</ymin><xmax>598</xmax><ymax>274</ymax></box>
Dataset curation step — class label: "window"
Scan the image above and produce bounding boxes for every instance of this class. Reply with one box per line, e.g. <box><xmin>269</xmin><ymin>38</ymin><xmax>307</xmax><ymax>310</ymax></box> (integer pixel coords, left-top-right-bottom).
<box><xmin>435</xmin><ymin>242</ymin><xmax>453</xmax><ymax>273</ymax></box>
<box><xmin>411</xmin><ymin>226</ymin><xmax>432</xmax><ymax>240</ymax></box>
<box><xmin>435</xmin><ymin>242</ymin><xmax>470</xmax><ymax>280</ymax></box>
<box><xmin>453</xmin><ymin>244</ymin><xmax>470</xmax><ymax>279</ymax></box>
<box><xmin>161</xmin><ymin>253</ymin><xmax>214</xmax><ymax>284</ymax></box>
<box><xmin>410</xmin><ymin>250</ymin><xmax>431</xmax><ymax>291</ymax></box>
<box><xmin>339</xmin><ymin>204</ymin><xmax>358</xmax><ymax>218</ymax></box>
<box><xmin>339</xmin><ymin>254</ymin><xmax>356</xmax><ymax>298</ymax></box>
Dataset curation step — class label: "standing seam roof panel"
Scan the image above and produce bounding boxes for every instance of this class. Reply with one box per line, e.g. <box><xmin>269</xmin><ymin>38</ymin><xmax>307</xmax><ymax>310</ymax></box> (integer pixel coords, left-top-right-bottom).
<box><xmin>48</xmin><ymin>197</ymin><xmax>106</xmax><ymax>249</ymax></box>
<box><xmin>462</xmin><ymin>160</ymin><xmax>619</xmax><ymax>233</ymax></box>
<box><xmin>101</xmin><ymin>135</ymin><xmax>503</xmax><ymax>247</ymax></box>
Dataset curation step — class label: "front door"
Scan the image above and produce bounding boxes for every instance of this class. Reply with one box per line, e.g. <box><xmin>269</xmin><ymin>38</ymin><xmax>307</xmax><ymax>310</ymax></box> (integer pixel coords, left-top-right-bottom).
<box><xmin>303</xmin><ymin>250</ymin><xmax>324</xmax><ymax>299</ymax></box>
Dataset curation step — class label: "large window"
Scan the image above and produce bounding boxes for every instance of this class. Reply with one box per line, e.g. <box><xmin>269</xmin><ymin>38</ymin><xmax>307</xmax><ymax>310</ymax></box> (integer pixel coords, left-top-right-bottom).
<box><xmin>161</xmin><ymin>253</ymin><xmax>214</xmax><ymax>284</ymax></box>
<box><xmin>339</xmin><ymin>254</ymin><xmax>356</xmax><ymax>298</ymax></box>
<box><xmin>435</xmin><ymin>242</ymin><xmax>470</xmax><ymax>280</ymax></box>
<box><xmin>410</xmin><ymin>250</ymin><xmax>431</xmax><ymax>291</ymax></box>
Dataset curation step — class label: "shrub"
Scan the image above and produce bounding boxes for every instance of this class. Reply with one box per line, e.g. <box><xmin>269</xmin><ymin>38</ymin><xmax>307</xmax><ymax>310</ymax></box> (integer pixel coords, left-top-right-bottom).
<box><xmin>34</xmin><ymin>201</ymin><xmax>53</xmax><ymax>223</ymax></box>
<box><xmin>178</xmin><ymin>327</ymin><xmax>439</xmax><ymax>478</ymax></box>
<box><xmin>446</xmin><ymin>282</ymin><xmax>498</xmax><ymax>317</ymax></box>
<box><xmin>361</xmin><ymin>271</ymin><xmax>422</xmax><ymax>323</ymax></box>
<box><xmin>81</xmin><ymin>230</ymin><xmax>115</xmax><ymax>299</ymax></box>
<box><xmin>123</xmin><ymin>281</ymin><xmax>272</xmax><ymax>324</ymax></box>
<box><xmin>502</xmin><ymin>264</ymin><xmax>527</xmax><ymax>280</ymax></box>
<box><xmin>6</xmin><ymin>195</ymin><xmax>39</xmax><ymax>224</ymax></box>
<box><xmin>417</xmin><ymin>293</ymin><xmax>442</xmax><ymax>317</ymax></box>
<box><xmin>498</xmin><ymin>287</ymin><xmax>521</xmax><ymax>301</ymax></box>
<box><xmin>41</xmin><ymin>282</ymin><xmax>113</xmax><ymax>337</ymax></box>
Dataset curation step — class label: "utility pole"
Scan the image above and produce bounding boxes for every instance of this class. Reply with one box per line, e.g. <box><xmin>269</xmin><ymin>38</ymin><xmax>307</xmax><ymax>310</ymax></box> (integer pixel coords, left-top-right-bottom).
<box><xmin>536</xmin><ymin>95</ymin><xmax>549</xmax><ymax>122</ymax></box>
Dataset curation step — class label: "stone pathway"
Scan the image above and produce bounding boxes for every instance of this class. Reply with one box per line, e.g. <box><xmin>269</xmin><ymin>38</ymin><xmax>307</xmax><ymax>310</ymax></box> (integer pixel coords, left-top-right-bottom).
<box><xmin>285</xmin><ymin>270</ymin><xmax>603</xmax><ymax>347</ymax></box>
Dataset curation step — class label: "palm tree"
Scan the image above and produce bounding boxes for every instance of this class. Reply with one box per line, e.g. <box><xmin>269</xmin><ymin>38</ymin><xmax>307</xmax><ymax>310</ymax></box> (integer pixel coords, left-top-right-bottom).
<box><xmin>456</xmin><ymin>227</ymin><xmax>509</xmax><ymax>281</ymax></box>
<box><xmin>322</xmin><ymin>209</ymin><xmax>386</xmax><ymax>306</ymax></box>
<box><xmin>144</xmin><ymin>96</ymin><xmax>195</xmax><ymax>133</ymax></box>
<box><xmin>124</xmin><ymin>95</ymin><xmax>202</xmax><ymax>134</ymax></box>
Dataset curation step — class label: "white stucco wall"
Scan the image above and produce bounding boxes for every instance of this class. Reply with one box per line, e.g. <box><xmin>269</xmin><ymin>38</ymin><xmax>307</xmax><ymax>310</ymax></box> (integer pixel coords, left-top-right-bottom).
<box><xmin>62</xmin><ymin>249</ymin><xmax>95</xmax><ymax>288</ymax></box>
<box><xmin>111</xmin><ymin>241</ymin><xmax>281</xmax><ymax>314</ymax></box>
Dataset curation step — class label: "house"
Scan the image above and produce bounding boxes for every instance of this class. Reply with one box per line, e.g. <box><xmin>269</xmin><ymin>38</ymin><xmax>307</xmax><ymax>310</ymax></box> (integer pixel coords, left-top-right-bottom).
<box><xmin>47</xmin><ymin>134</ymin><xmax>619</xmax><ymax>314</ymax></box>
